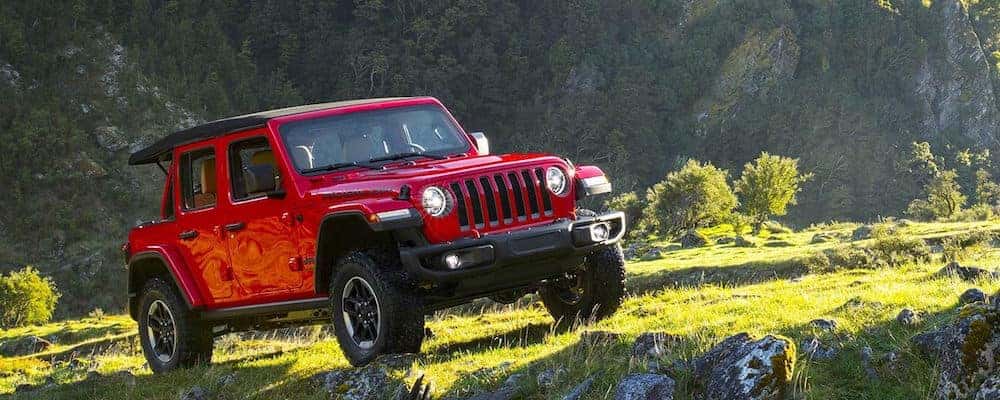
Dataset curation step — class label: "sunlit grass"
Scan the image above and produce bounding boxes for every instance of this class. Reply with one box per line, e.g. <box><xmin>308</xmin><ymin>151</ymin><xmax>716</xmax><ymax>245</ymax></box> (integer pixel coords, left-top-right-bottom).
<box><xmin>2</xmin><ymin>220</ymin><xmax>999</xmax><ymax>399</ymax></box>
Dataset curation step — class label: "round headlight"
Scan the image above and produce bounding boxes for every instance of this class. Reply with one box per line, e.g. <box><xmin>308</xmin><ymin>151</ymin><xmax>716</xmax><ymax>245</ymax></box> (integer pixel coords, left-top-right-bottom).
<box><xmin>546</xmin><ymin>167</ymin><xmax>568</xmax><ymax>195</ymax></box>
<box><xmin>421</xmin><ymin>186</ymin><xmax>450</xmax><ymax>217</ymax></box>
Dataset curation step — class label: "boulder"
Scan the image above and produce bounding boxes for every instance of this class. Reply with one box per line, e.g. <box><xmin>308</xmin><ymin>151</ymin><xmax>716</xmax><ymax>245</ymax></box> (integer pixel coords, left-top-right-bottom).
<box><xmin>678</xmin><ymin>230</ymin><xmax>708</xmax><ymax>248</ymax></box>
<box><xmin>939</xmin><ymin>262</ymin><xmax>999</xmax><ymax>281</ymax></box>
<box><xmin>313</xmin><ymin>365</ymin><xmax>401</xmax><ymax>400</ymax></box>
<box><xmin>614</xmin><ymin>373</ymin><xmax>675</xmax><ymax>400</ymax></box>
<box><xmin>852</xmin><ymin>225</ymin><xmax>874</xmax><ymax>241</ymax></box>
<box><xmin>217</xmin><ymin>372</ymin><xmax>237</xmax><ymax>387</ymax></box>
<box><xmin>0</xmin><ymin>335</ymin><xmax>53</xmax><ymax>357</ymax></box>
<box><xmin>897</xmin><ymin>309</ymin><xmax>920</xmax><ymax>326</ymax></box>
<box><xmin>801</xmin><ymin>337</ymin><xmax>838</xmax><ymax>360</ymax></box>
<box><xmin>810</xmin><ymin>233</ymin><xmax>835</xmax><ymax>244</ymax></box>
<box><xmin>623</xmin><ymin>242</ymin><xmax>642</xmax><ymax>260</ymax></box>
<box><xmin>466</xmin><ymin>373</ymin><xmax>525</xmax><ymax>400</ymax></box>
<box><xmin>976</xmin><ymin>374</ymin><xmax>1000</xmax><ymax>400</ymax></box>
<box><xmin>180</xmin><ymin>387</ymin><xmax>208</xmax><ymax>400</ymax></box>
<box><xmin>536</xmin><ymin>367</ymin><xmax>567</xmax><ymax>389</ymax></box>
<box><xmin>809</xmin><ymin>319</ymin><xmax>838</xmax><ymax>332</ymax></box>
<box><xmin>961</xmin><ymin>288</ymin><xmax>987</xmax><ymax>305</ymax></box>
<box><xmin>913</xmin><ymin>303</ymin><xmax>1000</xmax><ymax>399</ymax></box>
<box><xmin>562</xmin><ymin>374</ymin><xmax>599</xmax><ymax>400</ymax></box>
<box><xmin>691</xmin><ymin>333</ymin><xmax>796</xmax><ymax>400</ymax></box>
<box><xmin>94</xmin><ymin>126</ymin><xmax>128</xmax><ymax>152</ymax></box>
<box><xmin>860</xmin><ymin>347</ymin><xmax>879</xmax><ymax>381</ymax></box>
<box><xmin>733</xmin><ymin>236</ymin><xmax>757</xmax><ymax>248</ymax></box>
<box><xmin>641</xmin><ymin>248</ymin><xmax>663</xmax><ymax>261</ymax></box>
<box><xmin>631</xmin><ymin>332</ymin><xmax>678</xmax><ymax>359</ymax></box>
<box><xmin>115</xmin><ymin>370</ymin><xmax>137</xmax><ymax>387</ymax></box>
<box><xmin>717</xmin><ymin>237</ymin><xmax>737</xmax><ymax>245</ymax></box>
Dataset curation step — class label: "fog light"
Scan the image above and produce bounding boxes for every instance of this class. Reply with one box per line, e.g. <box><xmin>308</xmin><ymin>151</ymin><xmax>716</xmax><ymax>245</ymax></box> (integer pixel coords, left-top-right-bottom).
<box><xmin>590</xmin><ymin>223</ymin><xmax>610</xmax><ymax>242</ymax></box>
<box><xmin>443</xmin><ymin>253</ymin><xmax>462</xmax><ymax>270</ymax></box>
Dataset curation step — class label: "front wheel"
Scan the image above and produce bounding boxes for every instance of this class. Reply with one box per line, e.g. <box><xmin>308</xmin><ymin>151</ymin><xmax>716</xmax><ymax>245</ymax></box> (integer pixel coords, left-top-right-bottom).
<box><xmin>539</xmin><ymin>244</ymin><xmax>627</xmax><ymax>326</ymax></box>
<box><xmin>137</xmin><ymin>278</ymin><xmax>213</xmax><ymax>373</ymax></box>
<box><xmin>331</xmin><ymin>249</ymin><xmax>425</xmax><ymax>366</ymax></box>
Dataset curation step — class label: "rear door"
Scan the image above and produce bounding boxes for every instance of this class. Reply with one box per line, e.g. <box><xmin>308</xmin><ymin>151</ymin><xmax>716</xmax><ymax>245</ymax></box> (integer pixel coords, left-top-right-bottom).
<box><xmin>173</xmin><ymin>145</ymin><xmax>233</xmax><ymax>302</ymax></box>
<box><xmin>222</xmin><ymin>134</ymin><xmax>303</xmax><ymax>295</ymax></box>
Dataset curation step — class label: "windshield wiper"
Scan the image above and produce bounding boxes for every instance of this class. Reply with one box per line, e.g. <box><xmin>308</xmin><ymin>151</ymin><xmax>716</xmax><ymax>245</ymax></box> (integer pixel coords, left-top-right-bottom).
<box><xmin>367</xmin><ymin>152</ymin><xmax>446</xmax><ymax>164</ymax></box>
<box><xmin>301</xmin><ymin>161</ymin><xmax>380</xmax><ymax>174</ymax></box>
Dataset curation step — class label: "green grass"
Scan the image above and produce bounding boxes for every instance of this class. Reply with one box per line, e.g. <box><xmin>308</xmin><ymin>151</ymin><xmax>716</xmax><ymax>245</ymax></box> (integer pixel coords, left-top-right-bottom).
<box><xmin>2</xmin><ymin>220</ymin><xmax>999</xmax><ymax>399</ymax></box>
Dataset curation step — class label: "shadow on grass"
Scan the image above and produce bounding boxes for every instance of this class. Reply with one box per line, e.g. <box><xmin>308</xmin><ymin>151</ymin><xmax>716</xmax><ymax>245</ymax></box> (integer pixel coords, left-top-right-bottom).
<box><xmin>424</xmin><ymin>322</ymin><xmax>556</xmax><ymax>359</ymax></box>
<box><xmin>628</xmin><ymin>257</ymin><xmax>811</xmax><ymax>295</ymax></box>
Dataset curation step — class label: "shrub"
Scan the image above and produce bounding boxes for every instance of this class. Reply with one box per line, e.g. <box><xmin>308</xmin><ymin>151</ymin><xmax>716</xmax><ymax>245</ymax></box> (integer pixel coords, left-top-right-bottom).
<box><xmin>941</xmin><ymin>230</ymin><xmax>996</xmax><ymax>261</ymax></box>
<box><xmin>605</xmin><ymin>191</ymin><xmax>645</xmax><ymax>237</ymax></box>
<box><xmin>734</xmin><ymin>152</ymin><xmax>812</xmax><ymax>232</ymax></box>
<box><xmin>642</xmin><ymin>160</ymin><xmax>737</xmax><ymax>236</ymax></box>
<box><xmin>762</xmin><ymin>220</ymin><xmax>793</xmax><ymax>234</ymax></box>
<box><xmin>0</xmin><ymin>267</ymin><xmax>60</xmax><ymax>328</ymax></box>
<box><xmin>912</xmin><ymin>170</ymin><xmax>966</xmax><ymax>220</ymax></box>
<box><xmin>975</xmin><ymin>169</ymin><xmax>1000</xmax><ymax>206</ymax></box>
<box><xmin>867</xmin><ymin>230</ymin><xmax>931</xmax><ymax>268</ymax></box>
<box><xmin>905</xmin><ymin>199</ymin><xmax>937</xmax><ymax>221</ymax></box>
<box><xmin>947</xmin><ymin>204</ymin><xmax>994</xmax><ymax>222</ymax></box>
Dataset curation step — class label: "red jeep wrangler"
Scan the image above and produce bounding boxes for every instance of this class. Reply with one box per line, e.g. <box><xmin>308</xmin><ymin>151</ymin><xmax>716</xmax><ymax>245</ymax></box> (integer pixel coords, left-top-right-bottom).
<box><xmin>123</xmin><ymin>97</ymin><xmax>626</xmax><ymax>372</ymax></box>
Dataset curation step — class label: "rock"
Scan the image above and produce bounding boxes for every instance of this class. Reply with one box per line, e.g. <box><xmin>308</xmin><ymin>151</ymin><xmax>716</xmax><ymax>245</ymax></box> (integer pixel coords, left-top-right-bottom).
<box><xmin>94</xmin><ymin>126</ymin><xmax>128</xmax><ymax>152</ymax></box>
<box><xmin>631</xmin><ymin>332</ymin><xmax>678</xmax><ymax>359</ymax></box>
<box><xmin>0</xmin><ymin>335</ymin><xmax>53</xmax><ymax>357</ymax></box>
<box><xmin>801</xmin><ymin>337</ymin><xmax>838</xmax><ymax>360</ymax></box>
<box><xmin>810</xmin><ymin>233</ymin><xmax>835</xmax><ymax>244</ymax></box>
<box><xmin>916</xmin><ymin>303</ymin><xmax>1000</xmax><ymax>399</ymax></box>
<box><xmin>897</xmin><ymin>308</ymin><xmax>920</xmax><ymax>326</ymax></box>
<box><xmin>640</xmin><ymin>247</ymin><xmax>663</xmax><ymax>261</ymax></box>
<box><xmin>313</xmin><ymin>365</ymin><xmax>400</xmax><ymax>400</ymax></box>
<box><xmin>580</xmin><ymin>330</ymin><xmax>622</xmax><ymax>347</ymax></box>
<box><xmin>14</xmin><ymin>383</ymin><xmax>36</xmax><ymax>393</ymax></box>
<box><xmin>399</xmin><ymin>374</ymin><xmax>433</xmax><ymax>400</ymax></box>
<box><xmin>976</xmin><ymin>374</ymin><xmax>1000</xmax><ymax>400</ymax></box>
<box><xmin>467</xmin><ymin>373</ymin><xmax>525</xmax><ymax>400</ymax></box>
<box><xmin>717</xmin><ymin>237</ymin><xmax>736</xmax><ymax>245</ymax></box>
<box><xmin>217</xmin><ymin>372</ymin><xmax>237</xmax><ymax>387</ymax></box>
<box><xmin>896</xmin><ymin>219</ymin><xmax>914</xmax><ymax>227</ymax></box>
<box><xmin>930</xmin><ymin>244</ymin><xmax>945</xmax><ymax>254</ymax></box>
<box><xmin>852</xmin><ymin>225</ymin><xmax>874</xmax><ymax>241</ymax></box>
<box><xmin>961</xmin><ymin>288</ymin><xmax>988</xmax><ymax>305</ymax></box>
<box><xmin>810</xmin><ymin>318</ymin><xmax>838</xmax><ymax>332</ymax></box>
<box><xmin>537</xmin><ymin>367</ymin><xmax>567</xmax><ymax>389</ymax></box>
<box><xmin>692</xmin><ymin>333</ymin><xmax>796</xmax><ymax>400</ymax></box>
<box><xmin>939</xmin><ymin>261</ymin><xmax>998</xmax><ymax>281</ymax></box>
<box><xmin>180</xmin><ymin>387</ymin><xmax>209</xmax><ymax>400</ymax></box>
<box><xmin>614</xmin><ymin>373</ymin><xmax>675</xmax><ymax>400</ymax></box>
<box><xmin>677</xmin><ymin>230</ymin><xmax>708</xmax><ymax>248</ymax></box>
<box><xmin>562</xmin><ymin>373</ymin><xmax>599</xmax><ymax>400</ymax></box>
<box><xmin>115</xmin><ymin>370</ymin><xmax>137</xmax><ymax>386</ymax></box>
<box><xmin>623</xmin><ymin>242</ymin><xmax>642</xmax><ymax>260</ymax></box>
<box><xmin>911</xmin><ymin>329</ymin><xmax>949</xmax><ymax>357</ymax></box>
<box><xmin>860</xmin><ymin>347</ymin><xmax>879</xmax><ymax>381</ymax></box>
<box><xmin>733</xmin><ymin>236</ymin><xmax>756</xmax><ymax>248</ymax></box>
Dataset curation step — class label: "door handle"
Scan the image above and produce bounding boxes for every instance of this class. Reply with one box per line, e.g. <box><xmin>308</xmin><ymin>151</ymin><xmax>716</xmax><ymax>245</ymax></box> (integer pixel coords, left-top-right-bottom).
<box><xmin>224</xmin><ymin>222</ymin><xmax>246</xmax><ymax>232</ymax></box>
<box><xmin>178</xmin><ymin>230</ymin><xmax>198</xmax><ymax>240</ymax></box>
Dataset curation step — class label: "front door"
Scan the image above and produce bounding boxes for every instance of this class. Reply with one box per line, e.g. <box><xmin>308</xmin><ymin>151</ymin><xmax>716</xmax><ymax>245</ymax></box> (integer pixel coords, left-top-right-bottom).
<box><xmin>174</xmin><ymin>146</ymin><xmax>233</xmax><ymax>302</ymax></box>
<box><xmin>223</xmin><ymin>135</ymin><xmax>302</xmax><ymax>295</ymax></box>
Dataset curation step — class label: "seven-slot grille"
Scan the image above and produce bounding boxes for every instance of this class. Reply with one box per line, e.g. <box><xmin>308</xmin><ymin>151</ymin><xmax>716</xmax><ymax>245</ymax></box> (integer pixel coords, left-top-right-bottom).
<box><xmin>448</xmin><ymin>167</ymin><xmax>556</xmax><ymax>230</ymax></box>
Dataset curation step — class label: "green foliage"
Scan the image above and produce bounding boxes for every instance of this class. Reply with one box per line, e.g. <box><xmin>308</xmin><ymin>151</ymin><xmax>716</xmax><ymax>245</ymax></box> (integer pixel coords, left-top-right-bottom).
<box><xmin>942</xmin><ymin>230</ymin><xmax>997</xmax><ymax>261</ymax></box>
<box><xmin>947</xmin><ymin>204</ymin><xmax>995</xmax><ymax>222</ymax></box>
<box><xmin>914</xmin><ymin>170</ymin><xmax>967</xmax><ymax>220</ymax></box>
<box><xmin>0</xmin><ymin>267</ymin><xmax>60</xmax><ymax>328</ymax></box>
<box><xmin>975</xmin><ymin>169</ymin><xmax>1000</xmax><ymax>206</ymax></box>
<box><xmin>605</xmin><ymin>191</ymin><xmax>645</xmax><ymax>237</ymax></box>
<box><xmin>642</xmin><ymin>160</ymin><xmax>737</xmax><ymax>236</ymax></box>
<box><xmin>735</xmin><ymin>153</ymin><xmax>812</xmax><ymax>230</ymax></box>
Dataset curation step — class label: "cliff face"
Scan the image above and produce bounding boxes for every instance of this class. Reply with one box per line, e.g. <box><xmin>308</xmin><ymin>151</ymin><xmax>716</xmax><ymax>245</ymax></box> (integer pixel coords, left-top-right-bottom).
<box><xmin>0</xmin><ymin>0</ymin><xmax>999</xmax><ymax>317</ymax></box>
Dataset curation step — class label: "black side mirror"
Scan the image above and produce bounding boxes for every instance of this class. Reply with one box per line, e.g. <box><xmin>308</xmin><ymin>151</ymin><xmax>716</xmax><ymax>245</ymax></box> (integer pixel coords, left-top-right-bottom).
<box><xmin>245</xmin><ymin>164</ymin><xmax>283</xmax><ymax>197</ymax></box>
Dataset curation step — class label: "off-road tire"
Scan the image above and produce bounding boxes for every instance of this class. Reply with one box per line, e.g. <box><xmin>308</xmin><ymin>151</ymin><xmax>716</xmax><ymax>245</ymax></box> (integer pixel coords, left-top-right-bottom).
<box><xmin>330</xmin><ymin>248</ymin><xmax>425</xmax><ymax>366</ymax></box>
<box><xmin>138</xmin><ymin>278</ymin><xmax>213</xmax><ymax>373</ymax></box>
<box><xmin>539</xmin><ymin>243</ymin><xmax>627</xmax><ymax>326</ymax></box>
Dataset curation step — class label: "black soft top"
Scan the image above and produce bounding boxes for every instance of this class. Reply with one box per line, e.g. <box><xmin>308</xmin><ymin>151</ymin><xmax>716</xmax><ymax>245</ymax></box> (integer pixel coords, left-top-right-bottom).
<box><xmin>128</xmin><ymin>97</ymin><xmax>412</xmax><ymax>165</ymax></box>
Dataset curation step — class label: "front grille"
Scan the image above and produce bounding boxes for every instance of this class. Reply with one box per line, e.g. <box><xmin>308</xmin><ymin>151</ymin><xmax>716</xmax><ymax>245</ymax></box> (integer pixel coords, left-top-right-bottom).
<box><xmin>449</xmin><ymin>168</ymin><xmax>555</xmax><ymax>230</ymax></box>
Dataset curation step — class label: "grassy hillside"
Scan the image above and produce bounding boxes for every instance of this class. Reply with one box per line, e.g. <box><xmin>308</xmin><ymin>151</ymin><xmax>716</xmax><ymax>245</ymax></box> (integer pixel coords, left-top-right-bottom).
<box><xmin>3</xmin><ymin>220</ymin><xmax>999</xmax><ymax>399</ymax></box>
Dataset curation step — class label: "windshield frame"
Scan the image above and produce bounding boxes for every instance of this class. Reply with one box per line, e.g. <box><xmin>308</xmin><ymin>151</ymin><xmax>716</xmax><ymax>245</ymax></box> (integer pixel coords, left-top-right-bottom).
<box><xmin>274</xmin><ymin>103</ymin><xmax>473</xmax><ymax>176</ymax></box>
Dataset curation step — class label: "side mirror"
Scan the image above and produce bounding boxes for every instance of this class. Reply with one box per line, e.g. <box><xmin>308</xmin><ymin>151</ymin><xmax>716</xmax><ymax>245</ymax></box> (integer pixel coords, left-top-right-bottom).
<box><xmin>245</xmin><ymin>164</ymin><xmax>283</xmax><ymax>197</ymax></box>
<box><xmin>470</xmin><ymin>132</ymin><xmax>490</xmax><ymax>155</ymax></box>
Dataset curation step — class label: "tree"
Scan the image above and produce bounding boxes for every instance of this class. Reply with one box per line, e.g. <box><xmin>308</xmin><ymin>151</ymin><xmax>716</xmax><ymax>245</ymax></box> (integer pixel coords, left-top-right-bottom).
<box><xmin>0</xmin><ymin>267</ymin><xmax>60</xmax><ymax>328</ymax></box>
<box><xmin>975</xmin><ymin>169</ymin><xmax>1000</xmax><ymax>206</ymax></box>
<box><xmin>642</xmin><ymin>160</ymin><xmax>737</xmax><ymax>235</ymax></box>
<box><xmin>735</xmin><ymin>152</ymin><xmax>812</xmax><ymax>231</ymax></box>
<box><xmin>908</xmin><ymin>169</ymin><xmax>966</xmax><ymax>219</ymax></box>
<box><xmin>605</xmin><ymin>191</ymin><xmax>645</xmax><ymax>237</ymax></box>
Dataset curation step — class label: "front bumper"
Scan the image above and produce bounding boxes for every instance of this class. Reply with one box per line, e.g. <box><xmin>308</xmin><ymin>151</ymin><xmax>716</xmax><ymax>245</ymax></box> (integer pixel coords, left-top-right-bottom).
<box><xmin>399</xmin><ymin>211</ymin><xmax>626</xmax><ymax>284</ymax></box>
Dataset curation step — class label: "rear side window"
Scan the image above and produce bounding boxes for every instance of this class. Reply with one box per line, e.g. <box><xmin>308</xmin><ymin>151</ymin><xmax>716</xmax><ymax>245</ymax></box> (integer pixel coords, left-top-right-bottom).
<box><xmin>229</xmin><ymin>137</ymin><xmax>281</xmax><ymax>201</ymax></box>
<box><xmin>179</xmin><ymin>148</ymin><xmax>217</xmax><ymax>210</ymax></box>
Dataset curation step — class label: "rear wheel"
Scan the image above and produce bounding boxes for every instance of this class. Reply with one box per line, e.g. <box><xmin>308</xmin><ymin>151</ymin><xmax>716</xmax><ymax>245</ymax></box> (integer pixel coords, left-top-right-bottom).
<box><xmin>137</xmin><ymin>278</ymin><xmax>213</xmax><ymax>373</ymax></box>
<box><xmin>540</xmin><ymin>243</ymin><xmax>627</xmax><ymax>326</ymax></box>
<box><xmin>331</xmin><ymin>249</ymin><xmax>425</xmax><ymax>366</ymax></box>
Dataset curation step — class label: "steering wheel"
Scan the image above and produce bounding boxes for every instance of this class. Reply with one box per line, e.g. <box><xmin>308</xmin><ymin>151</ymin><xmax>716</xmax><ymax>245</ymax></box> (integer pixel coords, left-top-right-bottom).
<box><xmin>408</xmin><ymin>143</ymin><xmax>427</xmax><ymax>152</ymax></box>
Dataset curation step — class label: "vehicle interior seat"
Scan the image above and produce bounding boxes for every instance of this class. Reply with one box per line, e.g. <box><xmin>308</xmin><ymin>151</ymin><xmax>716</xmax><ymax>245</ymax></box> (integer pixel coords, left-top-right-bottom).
<box><xmin>192</xmin><ymin>158</ymin><xmax>216</xmax><ymax>208</ymax></box>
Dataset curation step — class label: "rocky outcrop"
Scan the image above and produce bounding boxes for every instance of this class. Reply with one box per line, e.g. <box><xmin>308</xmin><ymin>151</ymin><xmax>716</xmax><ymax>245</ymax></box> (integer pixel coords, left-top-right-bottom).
<box><xmin>678</xmin><ymin>230</ymin><xmax>709</xmax><ymax>248</ymax></box>
<box><xmin>0</xmin><ymin>335</ymin><xmax>53</xmax><ymax>357</ymax></box>
<box><xmin>691</xmin><ymin>333</ymin><xmax>796</xmax><ymax>400</ymax></box>
<box><xmin>615</xmin><ymin>374</ymin><xmax>676</xmax><ymax>400</ymax></box>
<box><xmin>939</xmin><ymin>262</ymin><xmax>999</xmax><ymax>281</ymax></box>
<box><xmin>911</xmin><ymin>303</ymin><xmax>1000</xmax><ymax>399</ymax></box>
<box><xmin>914</xmin><ymin>0</ymin><xmax>1000</xmax><ymax>148</ymax></box>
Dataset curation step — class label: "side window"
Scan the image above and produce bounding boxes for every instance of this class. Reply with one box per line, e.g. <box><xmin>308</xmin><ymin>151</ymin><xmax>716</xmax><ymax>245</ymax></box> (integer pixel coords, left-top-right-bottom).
<box><xmin>229</xmin><ymin>137</ymin><xmax>281</xmax><ymax>201</ymax></box>
<box><xmin>162</xmin><ymin>179</ymin><xmax>175</xmax><ymax>220</ymax></box>
<box><xmin>179</xmin><ymin>148</ymin><xmax>217</xmax><ymax>210</ymax></box>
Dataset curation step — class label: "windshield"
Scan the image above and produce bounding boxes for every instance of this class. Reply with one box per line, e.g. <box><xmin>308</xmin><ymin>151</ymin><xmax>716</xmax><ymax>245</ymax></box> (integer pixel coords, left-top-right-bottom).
<box><xmin>278</xmin><ymin>105</ymin><xmax>470</xmax><ymax>172</ymax></box>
